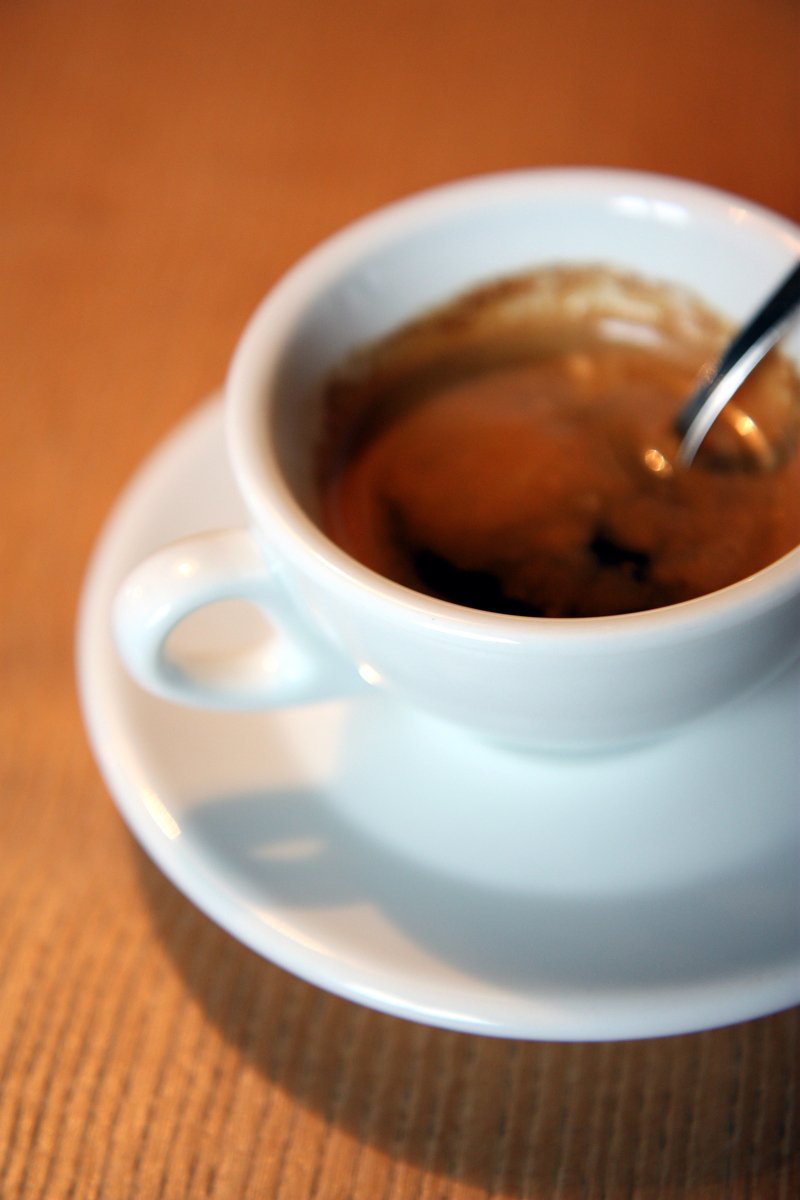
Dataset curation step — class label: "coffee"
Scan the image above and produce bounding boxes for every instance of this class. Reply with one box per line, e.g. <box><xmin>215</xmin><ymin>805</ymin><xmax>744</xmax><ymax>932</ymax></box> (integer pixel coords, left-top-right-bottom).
<box><xmin>317</xmin><ymin>267</ymin><xmax>800</xmax><ymax>617</ymax></box>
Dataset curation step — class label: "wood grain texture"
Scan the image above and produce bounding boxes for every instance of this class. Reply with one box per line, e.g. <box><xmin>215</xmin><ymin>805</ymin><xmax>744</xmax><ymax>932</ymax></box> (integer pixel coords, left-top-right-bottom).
<box><xmin>1</xmin><ymin>1</ymin><xmax>798</xmax><ymax>1196</ymax></box>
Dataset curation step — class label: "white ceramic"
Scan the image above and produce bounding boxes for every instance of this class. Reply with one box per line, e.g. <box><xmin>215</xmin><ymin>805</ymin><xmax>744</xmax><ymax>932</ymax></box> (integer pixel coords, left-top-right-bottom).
<box><xmin>113</xmin><ymin>170</ymin><xmax>800</xmax><ymax>751</ymax></box>
<box><xmin>78</xmin><ymin>400</ymin><xmax>800</xmax><ymax>1040</ymax></box>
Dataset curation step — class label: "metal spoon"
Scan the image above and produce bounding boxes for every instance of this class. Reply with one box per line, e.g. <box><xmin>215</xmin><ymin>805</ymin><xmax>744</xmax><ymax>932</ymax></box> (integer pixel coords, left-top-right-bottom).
<box><xmin>675</xmin><ymin>261</ymin><xmax>800</xmax><ymax>466</ymax></box>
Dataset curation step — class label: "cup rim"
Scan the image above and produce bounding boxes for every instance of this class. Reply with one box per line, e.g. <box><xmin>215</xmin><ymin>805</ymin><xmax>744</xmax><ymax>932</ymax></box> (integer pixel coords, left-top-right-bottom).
<box><xmin>226</xmin><ymin>168</ymin><xmax>800</xmax><ymax>642</ymax></box>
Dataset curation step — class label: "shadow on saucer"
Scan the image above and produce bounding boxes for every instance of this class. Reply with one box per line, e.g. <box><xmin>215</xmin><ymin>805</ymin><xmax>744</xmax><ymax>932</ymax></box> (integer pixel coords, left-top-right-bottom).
<box><xmin>160</xmin><ymin>669</ymin><xmax>800</xmax><ymax>1002</ymax></box>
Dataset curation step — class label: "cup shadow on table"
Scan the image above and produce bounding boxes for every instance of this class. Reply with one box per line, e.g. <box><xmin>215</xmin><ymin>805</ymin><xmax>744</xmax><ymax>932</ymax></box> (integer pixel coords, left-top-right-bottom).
<box><xmin>135</xmin><ymin>677</ymin><xmax>799</xmax><ymax>1194</ymax></box>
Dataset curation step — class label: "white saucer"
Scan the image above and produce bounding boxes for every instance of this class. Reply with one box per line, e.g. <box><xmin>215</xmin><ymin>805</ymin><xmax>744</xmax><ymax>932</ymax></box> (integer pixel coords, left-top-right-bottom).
<box><xmin>77</xmin><ymin>398</ymin><xmax>800</xmax><ymax>1041</ymax></box>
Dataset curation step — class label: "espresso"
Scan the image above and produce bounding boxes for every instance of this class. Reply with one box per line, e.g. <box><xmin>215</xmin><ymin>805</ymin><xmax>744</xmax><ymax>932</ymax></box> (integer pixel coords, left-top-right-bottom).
<box><xmin>317</xmin><ymin>267</ymin><xmax>800</xmax><ymax>617</ymax></box>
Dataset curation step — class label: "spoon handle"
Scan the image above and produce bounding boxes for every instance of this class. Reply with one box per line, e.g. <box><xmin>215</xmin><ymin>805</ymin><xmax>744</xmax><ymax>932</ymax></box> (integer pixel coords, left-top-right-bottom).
<box><xmin>675</xmin><ymin>260</ymin><xmax>800</xmax><ymax>465</ymax></box>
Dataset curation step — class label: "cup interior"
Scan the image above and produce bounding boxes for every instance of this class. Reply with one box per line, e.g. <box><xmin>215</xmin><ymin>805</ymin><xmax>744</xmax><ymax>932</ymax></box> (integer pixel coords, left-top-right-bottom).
<box><xmin>229</xmin><ymin>170</ymin><xmax>800</xmax><ymax>600</ymax></box>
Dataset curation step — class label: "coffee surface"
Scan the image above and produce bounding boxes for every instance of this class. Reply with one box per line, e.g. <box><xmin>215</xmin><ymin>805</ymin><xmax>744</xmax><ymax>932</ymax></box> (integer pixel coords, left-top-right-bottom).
<box><xmin>317</xmin><ymin>268</ymin><xmax>800</xmax><ymax>617</ymax></box>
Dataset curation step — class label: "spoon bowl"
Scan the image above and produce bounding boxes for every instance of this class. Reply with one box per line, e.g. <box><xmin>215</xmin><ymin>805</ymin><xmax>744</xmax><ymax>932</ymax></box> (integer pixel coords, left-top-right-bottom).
<box><xmin>675</xmin><ymin>261</ymin><xmax>800</xmax><ymax>467</ymax></box>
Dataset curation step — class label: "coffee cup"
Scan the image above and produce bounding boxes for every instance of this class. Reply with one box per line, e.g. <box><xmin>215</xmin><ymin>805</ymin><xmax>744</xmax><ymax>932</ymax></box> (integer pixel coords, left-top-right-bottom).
<box><xmin>112</xmin><ymin>169</ymin><xmax>800</xmax><ymax>752</ymax></box>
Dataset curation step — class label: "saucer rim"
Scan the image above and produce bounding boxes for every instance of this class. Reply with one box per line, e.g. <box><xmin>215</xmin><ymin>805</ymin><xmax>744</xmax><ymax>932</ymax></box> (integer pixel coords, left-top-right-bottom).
<box><xmin>76</xmin><ymin>397</ymin><xmax>800</xmax><ymax>1041</ymax></box>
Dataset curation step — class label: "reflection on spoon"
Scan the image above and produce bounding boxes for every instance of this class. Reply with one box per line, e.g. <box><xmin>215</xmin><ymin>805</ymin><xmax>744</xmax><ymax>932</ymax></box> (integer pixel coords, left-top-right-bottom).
<box><xmin>674</xmin><ymin>261</ymin><xmax>800</xmax><ymax>467</ymax></box>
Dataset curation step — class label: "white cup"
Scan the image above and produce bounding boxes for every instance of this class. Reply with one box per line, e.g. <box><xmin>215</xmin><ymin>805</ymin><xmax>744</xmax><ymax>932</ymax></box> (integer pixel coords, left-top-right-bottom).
<box><xmin>113</xmin><ymin>169</ymin><xmax>800</xmax><ymax>752</ymax></box>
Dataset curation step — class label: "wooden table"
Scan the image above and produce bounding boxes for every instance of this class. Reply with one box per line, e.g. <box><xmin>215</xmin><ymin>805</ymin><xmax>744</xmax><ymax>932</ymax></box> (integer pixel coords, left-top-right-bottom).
<box><xmin>2</xmin><ymin>2</ymin><xmax>798</xmax><ymax>1196</ymax></box>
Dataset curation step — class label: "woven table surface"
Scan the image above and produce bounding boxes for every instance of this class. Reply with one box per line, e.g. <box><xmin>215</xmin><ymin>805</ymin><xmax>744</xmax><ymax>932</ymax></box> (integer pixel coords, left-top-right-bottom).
<box><xmin>1</xmin><ymin>2</ymin><xmax>798</xmax><ymax>1196</ymax></box>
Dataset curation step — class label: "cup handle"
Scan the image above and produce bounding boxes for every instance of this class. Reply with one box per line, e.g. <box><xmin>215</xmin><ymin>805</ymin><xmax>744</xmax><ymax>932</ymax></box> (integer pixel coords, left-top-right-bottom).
<box><xmin>112</xmin><ymin>528</ymin><xmax>362</xmax><ymax>708</ymax></box>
